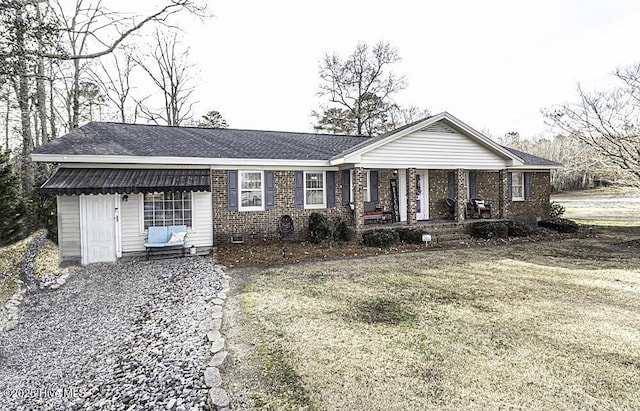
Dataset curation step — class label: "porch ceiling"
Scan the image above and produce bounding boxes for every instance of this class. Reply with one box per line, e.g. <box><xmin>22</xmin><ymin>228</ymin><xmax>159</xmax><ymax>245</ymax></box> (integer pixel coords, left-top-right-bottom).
<box><xmin>40</xmin><ymin>168</ymin><xmax>211</xmax><ymax>195</ymax></box>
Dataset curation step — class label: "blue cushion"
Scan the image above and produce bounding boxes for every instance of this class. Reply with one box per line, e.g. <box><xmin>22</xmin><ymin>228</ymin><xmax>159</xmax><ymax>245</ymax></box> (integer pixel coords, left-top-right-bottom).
<box><xmin>147</xmin><ymin>226</ymin><xmax>169</xmax><ymax>244</ymax></box>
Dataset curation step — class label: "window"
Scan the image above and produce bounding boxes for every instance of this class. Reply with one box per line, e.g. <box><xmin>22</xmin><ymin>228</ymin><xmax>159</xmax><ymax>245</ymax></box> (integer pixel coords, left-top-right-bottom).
<box><xmin>511</xmin><ymin>172</ymin><xmax>524</xmax><ymax>201</ymax></box>
<box><xmin>350</xmin><ymin>170</ymin><xmax>371</xmax><ymax>202</ymax></box>
<box><xmin>304</xmin><ymin>171</ymin><xmax>325</xmax><ymax>208</ymax></box>
<box><xmin>239</xmin><ymin>171</ymin><xmax>264</xmax><ymax>210</ymax></box>
<box><xmin>143</xmin><ymin>192</ymin><xmax>192</xmax><ymax>229</ymax></box>
<box><xmin>463</xmin><ymin>171</ymin><xmax>470</xmax><ymax>200</ymax></box>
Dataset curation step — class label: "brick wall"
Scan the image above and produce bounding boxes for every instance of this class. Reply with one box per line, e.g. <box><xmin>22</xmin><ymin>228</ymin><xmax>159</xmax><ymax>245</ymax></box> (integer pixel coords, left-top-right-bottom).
<box><xmin>429</xmin><ymin>170</ymin><xmax>449</xmax><ymax>219</ymax></box>
<box><xmin>211</xmin><ymin>169</ymin><xmax>551</xmax><ymax>243</ymax></box>
<box><xmin>212</xmin><ymin>170</ymin><xmax>353</xmax><ymax>244</ymax></box>
<box><xmin>476</xmin><ymin>172</ymin><xmax>500</xmax><ymax>213</ymax></box>
<box><xmin>505</xmin><ymin>172</ymin><xmax>551</xmax><ymax>223</ymax></box>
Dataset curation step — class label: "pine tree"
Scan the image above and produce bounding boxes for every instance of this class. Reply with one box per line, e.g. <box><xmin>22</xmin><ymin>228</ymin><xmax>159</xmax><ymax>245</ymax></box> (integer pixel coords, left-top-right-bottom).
<box><xmin>0</xmin><ymin>151</ymin><xmax>26</xmax><ymax>245</ymax></box>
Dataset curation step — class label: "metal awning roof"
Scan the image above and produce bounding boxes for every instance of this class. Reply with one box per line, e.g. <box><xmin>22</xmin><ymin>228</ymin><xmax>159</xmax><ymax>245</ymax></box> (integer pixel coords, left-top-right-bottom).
<box><xmin>41</xmin><ymin>168</ymin><xmax>211</xmax><ymax>195</ymax></box>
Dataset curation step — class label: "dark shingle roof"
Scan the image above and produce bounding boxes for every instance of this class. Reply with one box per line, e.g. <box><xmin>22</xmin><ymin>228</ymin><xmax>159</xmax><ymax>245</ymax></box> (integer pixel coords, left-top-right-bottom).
<box><xmin>32</xmin><ymin>122</ymin><xmax>369</xmax><ymax>161</ymax></box>
<box><xmin>501</xmin><ymin>146</ymin><xmax>562</xmax><ymax>166</ymax></box>
<box><xmin>32</xmin><ymin>121</ymin><xmax>560</xmax><ymax>167</ymax></box>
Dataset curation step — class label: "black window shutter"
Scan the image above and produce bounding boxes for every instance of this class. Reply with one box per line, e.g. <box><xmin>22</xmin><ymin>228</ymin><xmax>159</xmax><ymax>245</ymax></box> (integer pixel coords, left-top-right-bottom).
<box><xmin>326</xmin><ymin>171</ymin><xmax>336</xmax><ymax>208</ymax></box>
<box><xmin>524</xmin><ymin>172</ymin><xmax>532</xmax><ymax>200</ymax></box>
<box><xmin>370</xmin><ymin>170</ymin><xmax>379</xmax><ymax>202</ymax></box>
<box><xmin>507</xmin><ymin>172</ymin><xmax>513</xmax><ymax>200</ymax></box>
<box><xmin>342</xmin><ymin>170</ymin><xmax>351</xmax><ymax>205</ymax></box>
<box><xmin>228</xmin><ymin>170</ymin><xmax>238</xmax><ymax>210</ymax></box>
<box><xmin>294</xmin><ymin>171</ymin><xmax>304</xmax><ymax>208</ymax></box>
<box><xmin>469</xmin><ymin>170</ymin><xmax>477</xmax><ymax>198</ymax></box>
<box><xmin>447</xmin><ymin>171</ymin><xmax>456</xmax><ymax>198</ymax></box>
<box><xmin>265</xmin><ymin>171</ymin><xmax>275</xmax><ymax>209</ymax></box>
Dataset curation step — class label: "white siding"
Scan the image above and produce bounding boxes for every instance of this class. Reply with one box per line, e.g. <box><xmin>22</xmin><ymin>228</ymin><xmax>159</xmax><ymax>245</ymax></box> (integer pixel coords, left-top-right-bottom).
<box><xmin>190</xmin><ymin>192</ymin><xmax>213</xmax><ymax>246</ymax></box>
<box><xmin>359</xmin><ymin>128</ymin><xmax>508</xmax><ymax>169</ymax></box>
<box><xmin>57</xmin><ymin>196</ymin><xmax>81</xmax><ymax>258</ymax></box>
<box><xmin>120</xmin><ymin>194</ymin><xmax>145</xmax><ymax>252</ymax></box>
<box><xmin>120</xmin><ymin>192</ymin><xmax>213</xmax><ymax>252</ymax></box>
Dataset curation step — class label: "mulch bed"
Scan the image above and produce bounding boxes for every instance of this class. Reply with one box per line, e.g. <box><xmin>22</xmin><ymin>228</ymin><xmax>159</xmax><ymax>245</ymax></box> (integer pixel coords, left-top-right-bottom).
<box><xmin>217</xmin><ymin>240</ymin><xmax>441</xmax><ymax>268</ymax></box>
<box><xmin>215</xmin><ymin>233</ymin><xmax>579</xmax><ymax>268</ymax></box>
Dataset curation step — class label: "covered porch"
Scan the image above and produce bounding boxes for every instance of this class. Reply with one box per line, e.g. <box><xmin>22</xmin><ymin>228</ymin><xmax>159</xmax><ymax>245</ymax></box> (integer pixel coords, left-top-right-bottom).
<box><xmin>346</xmin><ymin>167</ymin><xmax>510</xmax><ymax>231</ymax></box>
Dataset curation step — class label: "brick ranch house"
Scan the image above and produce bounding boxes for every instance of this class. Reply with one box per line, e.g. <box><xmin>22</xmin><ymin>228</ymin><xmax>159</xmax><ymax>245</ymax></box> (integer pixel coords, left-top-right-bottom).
<box><xmin>32</xmin><ymin>112</ymin><xmax>561</xmax><ymax>265</ymax></box>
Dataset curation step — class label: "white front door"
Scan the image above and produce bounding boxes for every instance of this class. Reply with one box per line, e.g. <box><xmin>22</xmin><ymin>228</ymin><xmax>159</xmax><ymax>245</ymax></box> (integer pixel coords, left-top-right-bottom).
<box><xmin>80</xmin><ymin>194</ymin><xmax>119</xmax><ymax>265</ymax></box>
<box><xmin>416</xmin><ymin>171</ymin><xmax>429</xmax><ymax>220</ymax></box>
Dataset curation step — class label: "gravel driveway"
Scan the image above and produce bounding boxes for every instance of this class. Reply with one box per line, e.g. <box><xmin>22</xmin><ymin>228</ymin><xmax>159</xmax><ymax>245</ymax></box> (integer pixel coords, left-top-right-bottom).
<box><xmin>0</xmin><ymin>257</ymin><xmax>223</xmax><ymax>410</ymax></box>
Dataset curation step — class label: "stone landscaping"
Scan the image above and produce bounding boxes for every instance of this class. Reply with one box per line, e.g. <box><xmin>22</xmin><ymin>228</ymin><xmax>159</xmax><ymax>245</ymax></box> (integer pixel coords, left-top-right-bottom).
<box><xmin>0</xmin><ymin>253</ymin><xmax>231</xmax><ymax>410</ymax></box>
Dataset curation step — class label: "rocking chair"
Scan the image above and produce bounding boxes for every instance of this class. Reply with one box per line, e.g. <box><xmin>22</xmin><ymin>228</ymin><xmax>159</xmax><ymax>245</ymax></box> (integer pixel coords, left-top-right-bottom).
<box><xmin>470</xmin><ymin>197</ymin><xmax>492</xmax><ymax>219</ymax></box>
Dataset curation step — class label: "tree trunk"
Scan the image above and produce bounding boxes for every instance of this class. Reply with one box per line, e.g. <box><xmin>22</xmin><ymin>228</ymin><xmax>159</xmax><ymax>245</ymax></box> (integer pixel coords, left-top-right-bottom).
<box><xmin>4</xmin><ymin>98</ymin><xmax>9</xmax><ymax>152</ymax></box>
<box><xmin>36</xmin><ymin>3</ymin><xmax>48</xmax><ymax>144</ymax></box>
<box><xmin>48</xmin><ymin>62</ymin><xmax>57</xmax><ymax>140</ymax></box>
<box><xmin>15</xmin><ymin>75</ymin><xmax>34</xmax><ymax>194</ymax></box>
<box><xmin>13</xmin><ymin>5</ymin><xmax>34</xmax><ymax>193</ymax></box>
<box><xmin>71</xmin><ymin>58</ymin><xmax>80</xmax><ymax>129</ymax></box>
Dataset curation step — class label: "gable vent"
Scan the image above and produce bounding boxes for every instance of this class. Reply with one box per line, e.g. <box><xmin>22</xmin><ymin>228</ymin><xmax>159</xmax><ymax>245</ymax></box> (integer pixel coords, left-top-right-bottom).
<box><xmin>420</xmin><ymin>123</ymin><xmax>457</xmax><ymax>134</ymax></box>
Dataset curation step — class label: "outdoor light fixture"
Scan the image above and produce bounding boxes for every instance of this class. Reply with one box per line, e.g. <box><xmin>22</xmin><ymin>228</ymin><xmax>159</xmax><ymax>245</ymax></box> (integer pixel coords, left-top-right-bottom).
<box><xmin>122</xmin><ymin>194</ymin><xmax>129</xmax><ymax>202</ymax></box>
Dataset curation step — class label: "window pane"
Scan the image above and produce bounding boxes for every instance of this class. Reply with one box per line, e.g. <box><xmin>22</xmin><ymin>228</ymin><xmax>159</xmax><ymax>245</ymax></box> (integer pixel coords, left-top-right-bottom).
<box><xmin>513</xmin><ymin>187</ymin><xmax>523</xmax><ymax>198</ymax></box>
<box><xmin>306</xmin><ymin>189</ymin><xmax>323</xmax><ymax>205</ymax></box>
<box><xmin>512</xmin><ymin>173</ymin><xmax>523</xmax><ymax>185</ymax></box>
<box><xmin>143</xmin><ymin>192</ymin><xmax>192</xmax><ymax>229</ymax></box>
<box><xmin>241</xmin><ymin>172</ymin><xmax>262</xmax><ymax>189</ymax></box>
<box><xmin>241</xmin><ymin>190</ymin><xmax>262</xmax><ymax>207</ymax></box>
<box><xmin>305</xmin><ymin>173</ymin><xmax>323</xmax><ymax>189</ymax></box>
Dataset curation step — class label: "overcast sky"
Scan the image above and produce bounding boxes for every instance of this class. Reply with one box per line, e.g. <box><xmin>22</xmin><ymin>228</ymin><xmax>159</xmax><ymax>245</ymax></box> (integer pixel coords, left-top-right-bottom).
<box><xmin>124</xmin><ymin>0</ymin><xmax>640</xmax><ymax>138</ymax></box>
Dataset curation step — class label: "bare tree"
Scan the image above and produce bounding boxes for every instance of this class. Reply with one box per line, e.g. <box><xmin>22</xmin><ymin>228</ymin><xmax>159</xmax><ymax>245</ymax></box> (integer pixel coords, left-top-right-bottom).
<box><xmin>49</xmin><ymin>0</ymin><xmax>205</xmax><ymax>128</ymax></box>
<box><xmin>545</xmin><ymin>63</ymin><xmax>640</xmax><ymax>184</ymax></box>
<box><xmin>386</xmin><ymin>105</ymin><xmax>431</xmax><ymax>129</ymax></box>
<box><xmin>314</xmin><ymin>41</ymin><xmax>407</xmax><ymax>136</ymax></box>
<box><xmin>0</xmin><ymin>0</ymin><xmax>207</xmax><ymax>193</ymax></box>
<box><xmin>87</xmin><ymin>48</ymin><xmax>138</xmax><ymax>122</ymax></box>
<box><xmin>136</xmin><ymin>30</ymin><xmax>196</xmax><ymax>126</ymax></box>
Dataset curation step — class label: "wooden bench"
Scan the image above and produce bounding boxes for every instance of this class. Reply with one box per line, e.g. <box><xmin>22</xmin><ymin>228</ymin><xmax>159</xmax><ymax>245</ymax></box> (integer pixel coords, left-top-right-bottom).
<box><xmin>144</xmin><ymin>225</ymin><xmax>188</xmax><ymax>259</ymax></box>
<box><xmin>364</xmin><ymin>201</ymin><xmax>384</xmax><ymax>224</ymax></box>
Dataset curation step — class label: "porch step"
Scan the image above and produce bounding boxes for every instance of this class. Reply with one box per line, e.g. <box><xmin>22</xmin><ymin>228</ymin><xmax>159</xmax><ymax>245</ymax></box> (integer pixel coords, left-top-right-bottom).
<box><xmin>417</xmin><ymin>222</ymin><xmax>471</xmax><ymax>244</ymax></box>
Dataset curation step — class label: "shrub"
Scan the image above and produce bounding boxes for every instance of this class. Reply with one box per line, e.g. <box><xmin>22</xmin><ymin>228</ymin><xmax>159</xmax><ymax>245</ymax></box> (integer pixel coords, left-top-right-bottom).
<box><xmin>538</xmin><ymin>218</ymin><xmax>580</xmax><ymax>233</ymax></box>
<box><xmin>329</xmin><ymin>218</ymin><xmax>352</xmax><ymax>242</ymax></box>
<box><xmin>308</xmin><ymin>213</ymin><xmax>351</xmax><ymax>243</ymax></box>
<box><xmin>395</xmin><ymin>228</ymin><xmax>424</xmax><ymax>244</ymax></box>
<box><xmin>308</xmin><ymin>212</ymin><xmax>329</xmax><ymax>243</ymax></box>
<box><xmin>362</xmin><ymin>229</ymin><xmax>399</xmax><ymax>248</ymax></box>
<box><xmin>505</xmin><ymin>221</ymin><xmax>538</xmax><ymax>237</ymax></box>
<box><xmin>470</xmin><ymin>221</ymin><xmax>509</xmax><ymax>239</ymax></box>
<box><xmin>549</xmin><ymin>201</ymin><xmax>566</xmax><ymax>219</ymax></box>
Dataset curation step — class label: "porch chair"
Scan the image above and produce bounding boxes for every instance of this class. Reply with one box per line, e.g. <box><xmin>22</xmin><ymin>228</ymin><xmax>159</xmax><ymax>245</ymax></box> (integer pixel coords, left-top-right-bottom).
<box><xmin>363</xmin><ymin>202</ymin><xmax>384</xmax><ymax>224</ymax></box>
<box><xmin>470</xmin><ymin>197</ymin><xmax>492</xmax><ymax>219</ymax></box>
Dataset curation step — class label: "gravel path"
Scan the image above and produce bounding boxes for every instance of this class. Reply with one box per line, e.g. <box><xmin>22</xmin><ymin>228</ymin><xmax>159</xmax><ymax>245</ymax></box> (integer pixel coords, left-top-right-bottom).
<box><xmin>0</xmin><ymin>257</ymin><xmax>223</xmax><ymax>410</ymax></box>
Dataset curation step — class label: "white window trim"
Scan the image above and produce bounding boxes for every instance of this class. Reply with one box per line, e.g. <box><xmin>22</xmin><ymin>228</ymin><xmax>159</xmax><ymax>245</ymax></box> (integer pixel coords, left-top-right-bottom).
<box><xmin>239</xmin><ymin>170</ymin><xmax>265</xmax><ymax>211</ymax></box>
<box><xmin>350</xmin><ymin>170</ymin><xmax>371</xmax><ymax>203</ymax></box>
<box><xmin>303</xmin><ymin>171</ymin><xmax>326</xmax><ymax>209</ymax></box>
<box><xmin>139</xmin><ymin>192</ymin><xmax>196</xmax><ymax>233</ymax></box>
<box><xmin>511</xmin><ymin>172</ymin><xmax>525</xmax><ymax>201</ymax></box>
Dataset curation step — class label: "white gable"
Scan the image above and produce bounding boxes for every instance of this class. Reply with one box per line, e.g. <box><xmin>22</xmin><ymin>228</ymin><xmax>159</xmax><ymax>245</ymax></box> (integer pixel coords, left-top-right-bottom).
<box><xmin>355</xmin><ymin>118</ymin><xmax>513</xmax><ymax>170</ymax></box>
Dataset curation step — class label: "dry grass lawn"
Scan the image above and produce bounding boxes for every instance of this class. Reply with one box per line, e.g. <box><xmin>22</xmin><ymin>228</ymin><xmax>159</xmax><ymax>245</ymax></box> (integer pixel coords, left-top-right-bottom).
<box><xmin>225</xmin><ymin>232</ymin><xmax>640</xmax><ymax>410</ymax></box>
